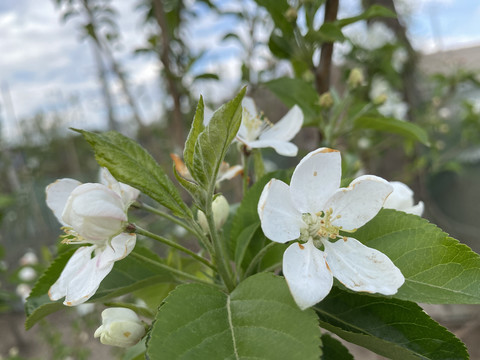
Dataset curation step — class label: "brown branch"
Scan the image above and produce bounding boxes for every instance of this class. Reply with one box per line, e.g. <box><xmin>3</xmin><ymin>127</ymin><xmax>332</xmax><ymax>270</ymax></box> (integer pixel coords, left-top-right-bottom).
<box><xmin>152</xmin><ymin>0</ymin><xmax>185</xmax><ymax>150</ymax></box>
<box><xmin>315</xmin><ymin>0</ymin><xmax>339</xmax><ymax>95</ymax></box>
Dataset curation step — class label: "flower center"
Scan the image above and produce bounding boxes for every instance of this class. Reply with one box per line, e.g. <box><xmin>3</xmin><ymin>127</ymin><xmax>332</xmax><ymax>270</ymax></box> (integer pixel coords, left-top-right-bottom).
<box><xmin>300</xmin><ymin>209</ymin><xmax>342</xmax><ymax>242</ymax></box>
<box><xmin>60</xmin><ymin>226</ymin><xmax>106</xmax><ymax>246</ymax></box>
<box><xmin>243</xmin><ymin>108</ymin><xmax>272</xmax><ymax>141</ymax></box>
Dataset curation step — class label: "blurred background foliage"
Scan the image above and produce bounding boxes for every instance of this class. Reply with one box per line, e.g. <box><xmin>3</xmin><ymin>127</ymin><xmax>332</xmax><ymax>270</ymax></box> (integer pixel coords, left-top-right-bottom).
<box><xmin>1</xmin><ymin>0</ymin><xmax>480</xmax><ymax>358</ymax></box>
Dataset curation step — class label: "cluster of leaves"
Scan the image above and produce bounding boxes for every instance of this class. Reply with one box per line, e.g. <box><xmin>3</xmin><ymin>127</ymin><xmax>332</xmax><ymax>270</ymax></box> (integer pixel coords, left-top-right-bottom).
<box><xmin>24</xmin><ymin>88</ymin><xmax>480</xmax><ymax>359</ymax></box>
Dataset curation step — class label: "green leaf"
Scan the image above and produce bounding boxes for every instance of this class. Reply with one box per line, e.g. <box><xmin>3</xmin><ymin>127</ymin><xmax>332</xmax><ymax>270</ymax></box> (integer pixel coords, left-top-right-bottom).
<box><xmin>76</xmin><ymin>129</ymin><xmax>190</xmax><ymax>217</ymax></box>
<box><xmin>191</xmin><ymin>87</ymin><xmax>246</xmax><ymax>194</ymax></box>
<box><xmin>194</xmin><ymin>73</ymin><xmax>220</xmax><ymax>81</ymax></box>
<box><xmin>146</xmin><ymin>273</ymin><xmax>321</xmax><ymax>359</ymax></box>
<box><xmin>354</xmin><ymin>116</ymin><xmax>430</xmax><ymax>146</ymax></box>
<box><xmin>254</xmin><ymin>0</ymin><xmax>293</xmax><ymax>37</ymax></box>
<box><xmin>264</xmin><ymin>77</ymin><xmax>321</xmax><ymax>126</ymax></box>
<box><xmin>335</xmin><ymin>5</ymin><xmax>396</xmax><ymax>28</ymax></box>
<box><xmin>123</xmin><ymin>339</ymin><xmax>146</xmax><ymax>360</ymax></box>
<box><xmin>89</xmin><ymin>246</ymin><xmax>175</xmax><ymax>302</ymax></box>
<box><xmin>316</xmin><ymin>23</ymin><xmax>345</xmax><ymax>42</ymax></box>
<box><xmin>320</xmin><ymin>334</ymin><xmax>353</xmax><ymax>360</ymax></box>
<box><xmin>355</xmin><ymin>209</ymin><xmax>480</xmax><ymax>304</ymax></box>
<box><xmin>315</xmin><ymin>287</ymin><xmax>468</xmax><ymax>360</ymax></box>
<box><xmin>25</xmin><ymin>246</ymin><xmax>175</xmax><ymax>330</ymax></box>
<box><xmin>234</xmin><ymin>223</ymin><xmax>259</xmax><ymax>269</ymax></box>
<box><xmin>184</xmin><ymin>96</ymin><xmax>205</xmax><ymax>172</ymax></box>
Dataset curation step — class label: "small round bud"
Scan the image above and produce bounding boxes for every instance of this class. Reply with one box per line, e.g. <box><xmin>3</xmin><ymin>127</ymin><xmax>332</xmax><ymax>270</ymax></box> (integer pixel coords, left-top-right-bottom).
<box><xmin>285</xmin><ymin>7</ymin><xmax>297</xmax><ymax>22</ymax></box>
<box><xmin>318</xmin><ymin>92</ymin><xmax>333</xmax><ymax>109</ymax></box>
<box><xmin>197</xmin><ymin>195</ymin><xmax>230</xmax><ymax>233</ymax></box>
<box><xmin>373</xmin><ymin>94</ymin><xmax>387</xmax><ymax>105</ymax></box>
<box><xmin>94</xmin><ymin>308</ymin><xmax>145</xmax><ymax>348</ymax></box>
<box><xmin>347</xmin><ymin>68</ymin><xmax>364</xmax><ymax>88</ymax></box>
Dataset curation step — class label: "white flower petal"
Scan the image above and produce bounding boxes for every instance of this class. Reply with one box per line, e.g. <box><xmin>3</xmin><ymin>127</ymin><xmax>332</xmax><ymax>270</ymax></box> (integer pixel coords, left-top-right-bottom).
<box><xmin>247</xmin><ymin>139</ymin><xmax>298</xmax><ymax>156</ymax></box>
<box><xmin>258</xmin><ymin>179</ymin><xmax>304</xmax><ymax>243</ymax></box>
<box><xmin>49</xmin><ymin>246</ymin><xmax>95</xmax><ymax>301</ymax></box>
<box><xmin>64</xmin><ymin>255</ymin><xmax>114</xmax><ymax>306</ymax></box>
<box><xmin>216</xmin><ymin>163</ymin><xmax>243</xmax><ymax>183</ymax></box>
<box><xmin>118</xmin><ymin>183</ymin><xmax>140</xmax><ymax>208</ymax></box>
<box><xmin>384</xmin><ymin>181</ymin><xmax>423</xmax><ymax>216</ymax></box>
<box><xmin>327</xmin><ymin>175</ymin><xmax>393</xmax><ymax>231</ymax></box>
<box><xmin>45</xmin><ymin>178</ymin><xmax>82</xmax><ymax>225</ymax></box>
<box><xmin>324</xmin><ymin>237</ymin><xmax>404</xmax><ymax>295</ymax></box>
<box><xmin>96</xmin><ymin>233</ymin><xmax>137</xmax><ymax>269</ymax></box>
<box><xmin>290</xmin><ymin>148</ymin><xmax>342</xmax><ymax>213</ymax></box>
<box><xmin>408</xmin><ymin>201</ymin><xmax>424</xmax><ymax>216</ymax></box>
<box><xmin>242</xmin><ymin>97</ymin><xmax>258</xmax><ymax>117</ymax></box>
<box><xmin>283</xmin><ymin>240</ymin><xmax>333</xmax><ymax>309</ymax></box>
<box><xmin>237</xmin><ymin>97</ymin><xmax>258</xmax><ymax>140</ymax></box>
<box><xmin>383</xmin><ymin>181</ymin><xmax>414</xmax><ymax>209</ymax></box>
<box><xmin>63</xmin><ymin>183</ymin><xmax>127</xmax><ymax>240</ymax></box>
<box><xmin>260</xmin><ymin>105</ymin><xmax>303</xmax><ymax>142</ymax></box>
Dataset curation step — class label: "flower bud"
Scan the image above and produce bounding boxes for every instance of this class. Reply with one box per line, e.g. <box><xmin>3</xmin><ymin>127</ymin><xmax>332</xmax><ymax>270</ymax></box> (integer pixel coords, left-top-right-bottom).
<box><xmin>318</xmin><ymin>92</ymin><xmax>333</xmax><ymax>109</ymax></box>
<box><xmin>62</xmin><ymin>183</ymin><xmax>127</xmax><ymax>241</ymax></box>
<box><xmin>94</xmin><ymin>308</ymin><xmax>145</xmax><ymax>348</ymax></box>
<box><xmin>197</xmin><ymin>195</ymin><xmax>230</xmax><ymax>233</ymax></box>
<box><xmin>347</xmin><ymin>68</ymin><xmax>364</xmax><ymax>88</ymax></box>
<box><xmin>285</xmin><ymin>7</ymin><xmax>297</xmax><ymax>22</ymax></box>
<box><xmin>373</xmin><ymin>94</ymin><xmax>387</xmax><ymax>105</ymax></box>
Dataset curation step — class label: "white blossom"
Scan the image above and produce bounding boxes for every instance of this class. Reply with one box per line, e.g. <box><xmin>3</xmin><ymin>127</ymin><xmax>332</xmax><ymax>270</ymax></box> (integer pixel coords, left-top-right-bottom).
<box><xmin>370</xmin><ymin>76</ymin><xmax>408</xmax><ymax>120</ymax></box>
<box><xmin>258</xmin><ymin>148</ymin><xmax>404</xmax><ymax>309</ymax></box>
<box><xmin>237</xmin><ymin>97</ymin><xmax>303</xmax><ymax>156</ymax></box>
<box><xmin>94</xmin><ymin>307</ymin><xmax>145</xmax><ymax>348</ymax></box>
<box><xmin>18</xmin><ymin>267</ymin><xmax>37</xmax><ymax>282</ymax></box>
<box><xmin>351</xmin><ymin>22</ymin><xmax>396</xmax><ymax>50</ymax></box>
<box><xmin>19</xmin><ymin>251</ymin><xmax>38</xmax><ymax>266</ymax></box>
<box><xmin>384</xmin><ymin>181</ymin><xmax>424</xmax><ymax>216</ymax></box>
<box><xmin>45</xmin><ymin>169</ymin><xmax>139</xmax><ymax>306</ymax></box>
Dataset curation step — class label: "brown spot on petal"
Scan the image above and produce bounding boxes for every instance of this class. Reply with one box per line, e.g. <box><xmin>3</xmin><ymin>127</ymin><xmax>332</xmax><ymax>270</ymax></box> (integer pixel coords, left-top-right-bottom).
<box><xmin>123</xmin><ymin>332</ymin><xmax>131</xmax><ymax>338</ymax></box>
<box><xmin>298</xmin><ymin>243</ymin><xmax>305</xmax><ymax>250</ymax></box>
<box><xmin>325</xmin><ymin>261</ymin><xmax>331</xmax><ymax>272</ymax></box>
<box><xmin>66</xmin><ymin>301</ymin><xmax>72</xmax><ymax>306</ymax></box>
<box><xmin>313</xmin><ymin>171</ymin><xmax>317</xmax><ymax>176</ymax></box>
<box><xmin>319</xmin><ymin>148</ymin><xmax>339</xmax><ymax>153</ymax></box>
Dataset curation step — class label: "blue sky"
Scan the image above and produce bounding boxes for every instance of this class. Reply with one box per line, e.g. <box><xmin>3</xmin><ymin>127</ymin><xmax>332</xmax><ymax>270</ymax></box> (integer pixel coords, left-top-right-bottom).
<box><xmin>0</xmin><ymin>0</ymin><xmax>479</xmax><ymax>144</ymax></box>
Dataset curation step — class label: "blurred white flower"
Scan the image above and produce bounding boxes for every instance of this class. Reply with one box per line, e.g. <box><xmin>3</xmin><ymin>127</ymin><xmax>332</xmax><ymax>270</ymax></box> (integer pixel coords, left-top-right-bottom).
<box><xmin>16</xmin><ymin>284</ymin><xmax>31</xmax><ymax>303</ymax></box>
<box><xmin>351</xmin><ymin>22</ymin><xmax>396</xmax><ymax>50</ymax></box>
<box><xmin>258</xmin><ymin>148</ymin><xmax>404</xmax><ymax>309</ymax></box>
<box><xmin>18</xmin><ymin>267</ymin><xmax>36</xmax><ymax>282</ymax></box>
<box><xmin>19</xmin><ymin>251</ymin><xmax>38</xmax><ymax>266</ymax></box>
<box><xmin>237</xmin><ymin>97</ymin><xmax>303</xmax><ymax>156</ymax></box>
<box><xmin>45</xmin><ymin>169</ymin><xmax>139</xmax><ymax>306</ymax></box>
<box><xmin>94</xmin><ymin>308</ymin><xmax>145</xmax><ymax>348</ymax></box>
<box><xmin>76</xmin><ymin>303</ymin><xmax>95</xmax><ymax>317</ymax></box>
<box><xmin>384</xmin><ymin>181</ymin><xmax>424</xmax><ymax>216</ymax></box>
<box><xmin>392</xmin><ymin>47</ymin><xmax>408</xmax><ymax>72</ymax></box>
<box><xmin>370</xmin><ymin>76</ymin><xmax>409</xmax><ymax>120</ymax></box>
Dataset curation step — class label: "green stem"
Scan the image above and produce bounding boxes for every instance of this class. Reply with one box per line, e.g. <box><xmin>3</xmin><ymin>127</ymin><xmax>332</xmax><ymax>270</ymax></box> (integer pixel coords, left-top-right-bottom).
<box><xmin>137</xmin><ymin>202</ymin><xmax>197</xmax><ymax>236</ymax></box>
<box><xmin>205</xmin><ymin>199</ymin><xmax>236</xmax><ymax>292</ymax></box>
<box><xmin>244</xmin><ymin>241</ymin><xmax>278</xmax><ymax>278</ymax></box>
<box><xmin>188</xmin><ymin>218</ymin><xmax>216</xmax><ymax>256</ymax></box>
<box><xmin>133</xmin><ymin>224</ymin><xmax>216</xmax><ymax>271</ymax></box>
<box><xmin>241</xmin><ymin>148</ymin><xmax>251</xmax><ymax>196</ymax></box>
<box><xmin>131</xmin><ymin>252</ymin><xmax>222</xmax><ymax>288</ymax></box>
